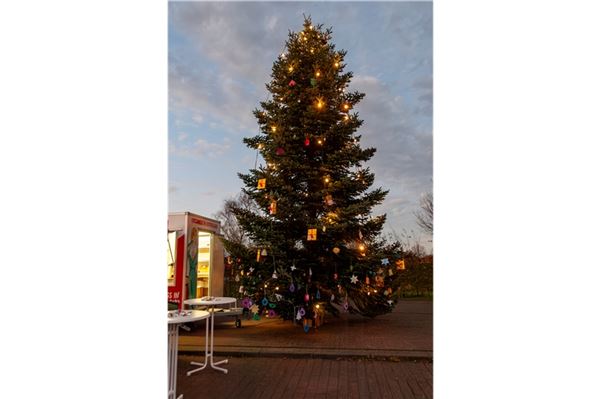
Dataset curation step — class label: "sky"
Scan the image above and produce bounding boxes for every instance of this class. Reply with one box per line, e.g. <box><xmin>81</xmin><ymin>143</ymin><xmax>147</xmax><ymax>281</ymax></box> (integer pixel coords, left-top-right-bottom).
<box><xmin>168</xmin><ymin>1</ymin><xmax>433</xmax><ymax>252</ymax></box>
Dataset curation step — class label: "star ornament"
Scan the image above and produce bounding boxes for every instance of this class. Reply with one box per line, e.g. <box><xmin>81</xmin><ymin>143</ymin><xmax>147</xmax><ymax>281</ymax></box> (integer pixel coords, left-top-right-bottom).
<box><xmin>249</xmin><ymin>267</ymin><xmax>254</xmax><ymax>273</ymax></box>
<box><xmin>387</xmin><ymin>300</ymin><xmax>394</xmax><ymax>306</ymax></box>
<box><xmin>381</xmin><ymin>258</ymin><xmax>389</xmax><ymax>265</ymax></box>
<box><xmin>350</xmin><ymin>275</ymin><xmax>358</xmax><ymax>284</ymax></box>
<box><xmin>290</xmin><ymin>265</ymin><xmax>296</xmax><ymax>271</ymax></box>
<box><xmin>250</xmin><ymin>304</ymin><xmax>259</xmax><ymax>314</ymax></box>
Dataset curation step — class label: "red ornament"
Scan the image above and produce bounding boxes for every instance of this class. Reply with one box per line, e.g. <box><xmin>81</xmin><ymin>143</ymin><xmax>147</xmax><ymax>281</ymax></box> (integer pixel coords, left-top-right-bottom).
<box><xmin>289</xmin><ymin>80</ymin><xmax>296</xmax><ymax>87</ymax></box>
<box><xmin>304</xmin><ymin>293</ymin><xmax>310</xmax><ymax>302</ymax></box>
<box><xmin>334</xmin><ymin>273</ymin><xmax>338</xmax><ymax>280</ymax></box>
<box><xmin>276</xmin><ymin>147</ymin><xmax>285</xmax><ymax>155</ymax></box>
<box><xmin>304</xmin><ymin>136</ymin><xmax>310</xmax><ymax>146</ymax></box>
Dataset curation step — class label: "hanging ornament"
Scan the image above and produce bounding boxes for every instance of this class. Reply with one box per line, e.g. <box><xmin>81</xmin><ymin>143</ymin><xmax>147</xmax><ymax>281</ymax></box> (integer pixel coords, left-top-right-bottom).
<box><xmin>261</xmin><ymin>249</ymin><xmax>268</xmax><ymax>256</ymax></box>
<box><xmin>261</xmin><ymin>297</ymin><xmax>269</xmax><ymax>306</ymax></box>
<box><xmin>307</xmin><ymin>228</ymin><xmax>317</xmax><ymax>241</ymax></box>
<box><xmin>253</xmin><ymin>314</ymin><xmax>261</xmax><ymax>320</ymax></box>
<box><xmin>304</xmin><ymin>293</ymin><xmax>310</xmax><ymax>302</ymax></box>
<box><xmin>275</xmin><ymin>293</ymin><xmax>283</xmax><ymax>301</ymax></box>
<box><xmin>334</xmin><ymin>272</ymin><xmax>338</xmax><ymax>280</ymax></box>
<box><xmin>269</xmin><ymin>200</ymin><xmax>277</xmax><ymax>215</ymax></box>
<box><xmin>375</xmin><ymin>274</ymin><xmax>384</xmax><ymax>287</ymax></box>
<box><xmin>325</xmin><ymin>195</ymin><xmax>334</xmax><ymax>206</ymax></box>
<box><xmin>249</xmin><ymin>267</ymin><xmax>254</xmax><ymax>273</ymax></box>
<box><xmin>365</xmin><ymin>276</ymin><xmax>370</xmax><ymax>285</ymax></box>
<box><xmin>256</xmin><ymin>250</ymin><xmax>261</xmax><ymax>262</ymax></box>
<box><xmin>235</xmin><ymin>274</ymin><xmax>240</xmax><ymax>282</ymax></box>
<box><xmin>381</xmin><ymin>258</ymin><xmax>390</xmax><ymax>265</ymax></box>
<box><xmin>257</xmin><ymin>178</ymin><xmax>266</xmax><ymax>190</ymax></box>
<box><xmin>290</xmin><ymin>264</ymin><xmax>297</xmax><ymax>271</ymax></box>
<box><xmin>276</xmin><ymin>147</ymin><xmax>285</xmax><ymax>156</ymax></box>
<box><xmin>330</xmin><ymin>294</ymin><xmax>335</xmax><ymax>301</ymax></box>
<box><xmin>288</xmin><ymin>79</ymin><xmax>296</xmax><ymax>87</ymax></box>
<box><xmin>396</xmin><ymin>259</ymin><xmax>406</xmax><ymax>270</ymax></box>
<box><xmin>343</xmin><ymin>299</ymin><xmax>349</xmax><ymax>311</ymax></box>
<box><xmin>350</xmin><ymin>275</ymin><xmax>358</xmax><ymax>284</ymax></box>
<box><xmin>332</xmin><ymin>247</ymin><xmax>340</xmax><ymax>255</ymax></box>
<box><xmin>316</xmin><ymin>289</ymin><xmax>321</xmax><ymax>299</ymax></box>
<box><xmin>250</xmin><ymin>304</ymin><xmax>259</xmax><ymax>314</ymax></box>
<box><xmin>268</xmin><ymin>309</ymin><xmax>276</xmax><ymax>317</ymax></box>
<box><xmin>304</xmin><ymin>136</ymin><xmax>310</xmax><ymax>146</ymax></box>
<box><xmin>268</xmin><ymin>302</ymin><xmax>276</xmax><ymax>309</ymax></box>
<box><xmin>310</xmin><ymin>78</ymin><xmax>317</xmax><ymax>86</ymax></box>
<box><xmin>239</xmin><ymin>285</ymin><xmax>244</xmax><ymax>294</ymax></box>
<box><xmin>387</xmin><ymin>300</ymin><xmax>394</xmax><ymax>306</ymax></box>
<box><xmin>309</xmin><ymin>268</ymin><xmax>313</xmax><ymax>276</ymax></box>
<box><xmin>298</xmin><ymin>307</ymin><xmax>306</xmax><ymax>317</ymax></box>
<box><xmin>296</xmin><ymin>311</ymin><xmax>302</xmax><ymax>321</ymax></box>
<box><xmin>388</xmin><ymin>268</ymin><xmax>394</xmax><ymax>276</ymax></box>
<box><xmin>304</xmin><ymin>324</ymin><xmax>310</xmax><ymax>333</ymax></box>
<box><xmin>272</xmin><ymin>271</ymin><xmax>278</xmax><ymax>279</ymax></box>
<box><xmin>241</xmin><ymin>297</ymin><xmax>252</xmax><ymax>308</ymax></box>
<box><xmin>289</xmin><ymin>282</ymin><xmax>296</xmax><ymax>292</ymax></box>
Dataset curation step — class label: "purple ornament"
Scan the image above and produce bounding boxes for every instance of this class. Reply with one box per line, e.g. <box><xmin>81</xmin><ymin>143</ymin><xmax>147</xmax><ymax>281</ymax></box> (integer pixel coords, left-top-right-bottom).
<box><xmin>289</xmin><ymin>282</ymin><xmax>295</xmax><ymax>292</ymax></box>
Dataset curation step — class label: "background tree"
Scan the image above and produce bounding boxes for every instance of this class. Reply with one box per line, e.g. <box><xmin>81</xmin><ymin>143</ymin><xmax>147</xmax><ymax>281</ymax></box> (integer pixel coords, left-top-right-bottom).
<box><xmin>414</xmin><ymin>192</ymin><xmax>433</xmax><ymax>235</ymax></box>
<box><xmin>228</xmin><ymin>17</ymin><xmax>403</xmax><ymax>322</ymax></box>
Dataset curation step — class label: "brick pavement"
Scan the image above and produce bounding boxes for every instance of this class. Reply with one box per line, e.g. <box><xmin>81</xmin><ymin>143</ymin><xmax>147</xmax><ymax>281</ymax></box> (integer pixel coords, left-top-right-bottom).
<box><xmin>173</xmin><ymin>299</ymin><xmax>432</xmax><ymax>398</ymax></box>
<box><xmin>176</xmin><ymin>355</ymin><xmax>433</xmax><ymax>399</ymax></box>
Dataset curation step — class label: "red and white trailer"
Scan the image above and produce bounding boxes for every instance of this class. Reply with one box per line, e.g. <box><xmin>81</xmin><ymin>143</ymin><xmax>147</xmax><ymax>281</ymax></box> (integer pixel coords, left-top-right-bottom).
<box><xmin>167</xmin><ymin>212</ymin><xmax>225</xmax><ymax>310</ymax></box>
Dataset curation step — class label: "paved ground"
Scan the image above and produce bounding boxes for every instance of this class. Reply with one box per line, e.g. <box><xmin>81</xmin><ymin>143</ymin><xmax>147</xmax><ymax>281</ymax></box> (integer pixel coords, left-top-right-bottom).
<box><xmin>175</xmin><ymin>299</ymin><xmax>432</xmax><ymax>398</ymax></box>
<box><xmin>178</xmin><ymin>299</ymin><xmax>432</xmax><ymax>359</ymax></box>
<box><xmin>176</xmin><ymin>356</ymin><xmax>433</xmax><ymax>399</ymax></box>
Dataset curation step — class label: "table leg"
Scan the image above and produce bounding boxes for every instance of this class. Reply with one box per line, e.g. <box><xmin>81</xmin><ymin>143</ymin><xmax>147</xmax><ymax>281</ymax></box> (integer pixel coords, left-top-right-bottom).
<box><xmin>187</xmin><ymin>314</ymin><xmax>209</xmax><ymax>376</ymax></box>
<box><xmin>187</xmin><ymin>307</ymin><xmax>229</xmax><ymax>375</ymax></box>
<box><xmin>168</xmin><ymin>324</ymin><xmax>181</xmax><ymax>399</ymax></box>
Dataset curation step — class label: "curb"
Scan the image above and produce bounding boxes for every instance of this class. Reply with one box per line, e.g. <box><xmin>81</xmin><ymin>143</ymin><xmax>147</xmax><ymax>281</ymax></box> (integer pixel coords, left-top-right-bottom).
<box><xmin>178</xmin><ymin>346</ymin><xmax>433</xmax><ymax>362</ymax></box>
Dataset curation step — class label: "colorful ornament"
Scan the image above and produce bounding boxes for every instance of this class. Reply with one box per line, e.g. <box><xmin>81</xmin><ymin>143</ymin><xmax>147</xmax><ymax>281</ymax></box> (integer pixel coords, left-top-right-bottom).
<box><xmin>388</xmin><ymin>268</ymin><xmax>394</xmax><ymax>276</ymax></box>
<box><xmin>272</xmin><ymin>271</ymin><xmax>278</xmax><ymax>279</ymax></box>
<box><xmin>268</xmin><ymin>302</ymin><xmax>276</xmax><ymax>308</ymax></box>
<box><xmin>310</xmin><ymin>78</ymin><xmax>317</xmax><ymax>86</ymax></box>
<box><xmin>288</xmin><ymin>79</ymin><xmax>296</xmax><ymax>86</ymax></box>
<box><xmin>249</xmin><ymin>267</ymin><xmax>254</xmax><ymax>273</ymax></box>
<box><xmin>304</xmin><ymin>293</ymin><xmax>310</xmax><ymax>302</ymax></box>
<box><xmin>334</xmin><ymin>273</ymin><xmax>338</xmax><ymax>280</ymax></box>
<box><xmin>296</xmin><ymin>311</ymin><xmax>302</xmax><ymax>321</ymax></box>
<box><xmin>316</xmin><ymin>290</ymin><xmax>321</xmax><ymax>299</ymax></box>
<box><xmin>381</xmin><ymin>258</ymin><xmax>389</xmax><ymax>265</ymax></box>
<box><xmin>261</xmin><ymin>249</ymin><xmax>268</xmax><ymax>256</ymax></box>
<box><xmin>298</xmin><ymin>307</ymin><xmax>306</xmax><ymax>317</ymax></box>
<box><xmin>289</xmin><ymin>282</ymin><xmax>296</xmax><ymax>292</ymax></box>
<box><xmin>261</xmin><ymin>298</ymin><xmax>269</xmax><ymax>306</ymax></box>
<box><xmin>290</xmin><ymin>264</ymin><xmax>296</xmax><ymax>271</ymax></box>
<box><xmin>253</xmin><ymin>314</ymin><xmax>260</xmax><ymax>320</ymax></box>
<box><xmin>257</xmin><ymin>178</ymin><xmax>266</xmax><ymax>190</ymax></box>
<box><xmin>304</xmin><ymin>136</ymin><xmax>310</xmax><ymax>146</ymax></box>
<box><xmin>304</xmin><ymin>324</ymin><xmax>310</xmax><ymax>333</ymax></box>
<box><xmin>242</xmin><ymin>297</ymin><xmax>252</xmax><ymax>308</ymax></box>
<box><xmin>250</xmin><ymin>304</ymin><xmax>259</xmax><ymax>314</ymax></box>
<box><xmin>350</xmin><ymin>275</ymin><xmax>358</xmax><ymax>284</ymax></box>
<box><xmin>239</xmin><ymin>285</ymin><xmax>245</xmax><ymax>294</ymax></box>
<box><xmin>235</xmin><ymin>274</ymin><xmax>240</xmax><ymax>282</ymax></box>
<box><xmin>269</xmin><ymin>200</ymin><xmax>277</xmax><ymax>215</ymax></box>
<box><xmin>268</xmin><ymin>309</ymin><xmax>276</xmax><ymax>317</ymax></box>
<box><xmin>396</xmin><ymin>259</ymin><xmax>405</xmax><ymax>270</ymax></box>
<box><xmin>325</xmin><ymin>195</ymin><xmax>334</xmax><ymax>206</ymax></box>
<box><xmin>307</xmin><ymin>228</ymin><xmax>317</xmax><ymax>241</ymax></box>
<box><xmin>276</xmin><ymin>147</ymin><xmax>285</xmax><ymax>156</ymax></box>
<box><xmin>365</xmin><ymin>276</ymin><xmax>370</xmax><ymax>285</ymax></box>
<box><xmin>332</xmin><ymin>247</ymin><xmax>340</xmax><ymax>255</ymax></box>
<box><xmin>330</xmin><ymin>294</ymin><xmax>335</xmax><ymax>301</ymax></box>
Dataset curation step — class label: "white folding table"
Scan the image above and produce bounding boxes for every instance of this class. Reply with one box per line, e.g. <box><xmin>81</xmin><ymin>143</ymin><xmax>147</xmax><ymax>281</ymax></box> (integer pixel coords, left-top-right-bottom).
<box><xmin>168</xmin><ymin>309</ymin><xmax>210</xmax><ymax>399</ymax></box>
<box><xmin>183</xmin><ymin>296</ymin><xmax>236</xmax><ymax>374</ymax></box>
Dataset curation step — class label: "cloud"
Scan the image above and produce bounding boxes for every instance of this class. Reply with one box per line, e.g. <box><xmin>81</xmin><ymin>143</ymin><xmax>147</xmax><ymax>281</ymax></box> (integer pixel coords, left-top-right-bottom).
<box><xmin>170</xmin><ymin>137</ymin><xmax>232</xmax><ymax>159</ymax></box>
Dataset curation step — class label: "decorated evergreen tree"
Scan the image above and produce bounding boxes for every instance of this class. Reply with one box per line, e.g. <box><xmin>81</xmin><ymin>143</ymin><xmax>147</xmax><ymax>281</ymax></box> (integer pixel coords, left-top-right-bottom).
<box><xmin>226</xmin><ymin>17</ymin><xmax>402</xmax><ymax>326</ymax></box>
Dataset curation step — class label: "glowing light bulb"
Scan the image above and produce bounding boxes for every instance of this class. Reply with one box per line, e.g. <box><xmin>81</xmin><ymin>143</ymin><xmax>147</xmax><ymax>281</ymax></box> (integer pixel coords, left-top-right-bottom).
<box><xmin>316</xmin><ymin>71</ymin><xmax>321</xmax><ymax>77</ymax></box>
<box><xmin>310</xmin><ymin>48</ymin><xmax>314</xmax><ymax>54</ymax></box>
<box><xmin>258</xmin><ymin>144</ymin><xmax>264</xmax><ymax>149</ymax></box>
<box><xmin>324</xmin><ymin>176</ymin><xmax>330</xmax><ymax>183</ymax></box>
<box><xmin>344</xmin><ymin>115</ymin><xmax>349</xmax><ymax>121</ymax></box>
<box><xmin>288</xmin><ymin>66</ymin><xmax>293</xmax><ymax>72</ymax></box>
<box><xmin>317</xmin><ymin>139</ymin><xmax>323</xmax><ymax>145</ymax></box>
<box><xmin>264</xmin><ymin>284</ymin><xmax>268</xmax><ymax>288</ymax></box>
<box><xmin>271</xmin><ymin>126</ymin><xmax>277</xmax><ymax>132</ymax></box>
<box><xmin>315</xmin><ymin>304</ymin><xmax>320</xmax><ymax>309</ymax></box>
<box><xmin>334</xmin><ymin>62</ymin><xmax>339</xmax><ymax>68</ymax></box>
<box><xmin>359</xmin><ymin>244</ymin><xmax>365</xmax><ymax>251</ymax></box>
<box><xmin>317</xmin><ymin>100</ymin><xmax>324</xmax><ymax>109</ymax></box>
<box><xmin>276</xmin><ymin>286</ymin><xmax>279</xmax><ymax>291</ymax></box>
<box><xmin>343</xmin><ymin>103</ymin><xmax>350</xmax><ymax>111</ymax></box>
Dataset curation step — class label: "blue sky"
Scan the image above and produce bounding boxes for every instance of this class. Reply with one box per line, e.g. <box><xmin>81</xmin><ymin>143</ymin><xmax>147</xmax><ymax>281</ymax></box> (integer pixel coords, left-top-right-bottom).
<box><xmin>169</xmin><ymin>1</ymin><xmax>432</xmax><ymax>251</ymax></box>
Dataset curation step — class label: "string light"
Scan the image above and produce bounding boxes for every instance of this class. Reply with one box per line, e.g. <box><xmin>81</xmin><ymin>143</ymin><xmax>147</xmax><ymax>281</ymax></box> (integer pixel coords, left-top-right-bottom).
<box><xmin>316</xmin><ymin>99</ymin><xmax>324</xmax><ymax>109</ymax></box>
<box><xmin>258</xmin><ymin>144</ymin><xmax>264</xmax><ymax>149</ymax></box>
<box><xmin>315</xmin><ymin>71</ymin><xmax>321</xmax><ymax>77</ymax></box>
<box><xmin>271</xmin><ymin>126</ymin><xmax>277</xmax><ymax>132</ymax></box>
<box><xmin>317</xmin><ymin>138</ymin><xmax>323</xmax><ymax>145</ymax></box>
<box><xmin>334</xmin><ymin>61</ymin><xmax>339</xmax><ymax>68</ymax></box>
<box><xmin>359</xmin><ymin>244</ymin><xmax>365</xmax><ymax>252</ymax></box>
<box><xmin>343</xmin><ymin>103</ymin><xmax>350</xmax><ymax>111</ymax></box>
<box><xmin>324</xmin><ymin>176</ymin><xmax>330</xmax><ymax>183</ymax></box>
<box><xmin>344</xmin><ymin>115</ymin><xmax>349</xmax><ymax>121</ymax></box>
<box><xmin>288</xmin><ymin>65</ymin><xmax>293</xmax><ymax>72</ymax></box>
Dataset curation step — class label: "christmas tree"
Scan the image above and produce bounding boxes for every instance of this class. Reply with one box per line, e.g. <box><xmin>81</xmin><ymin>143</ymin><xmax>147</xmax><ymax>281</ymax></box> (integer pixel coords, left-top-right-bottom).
<box><xmin>227</xmin><ymin>17</ymin><xmax>402</xmax><ymax>325</ymax></box>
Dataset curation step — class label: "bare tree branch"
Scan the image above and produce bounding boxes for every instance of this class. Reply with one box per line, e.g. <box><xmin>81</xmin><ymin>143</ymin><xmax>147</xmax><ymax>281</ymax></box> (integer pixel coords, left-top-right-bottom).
<box><xmin>414</xmin><ymin>192</ymin><xmax>433</xmax><ymax>234</ymax></box>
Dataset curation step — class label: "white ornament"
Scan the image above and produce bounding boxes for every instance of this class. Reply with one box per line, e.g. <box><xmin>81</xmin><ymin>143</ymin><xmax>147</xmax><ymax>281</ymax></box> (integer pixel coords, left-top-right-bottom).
<box><xmin>350</xmin><ymin>275</ymin><xmax>358</xmax><ymax>284</ymax></box>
